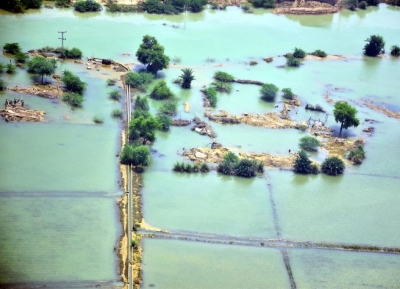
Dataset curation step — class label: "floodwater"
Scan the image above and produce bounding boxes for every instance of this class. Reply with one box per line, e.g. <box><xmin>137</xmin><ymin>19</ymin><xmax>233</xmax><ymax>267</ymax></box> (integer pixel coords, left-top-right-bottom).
<box><xmin>1</xmin><ymin>3</ymin><xmax>400</xmax><ymax>288</ymax></box>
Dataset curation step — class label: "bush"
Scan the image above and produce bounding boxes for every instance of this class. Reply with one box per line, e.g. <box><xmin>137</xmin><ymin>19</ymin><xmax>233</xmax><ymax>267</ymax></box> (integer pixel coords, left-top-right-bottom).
<box><xmin>120</xmin><ymin>144</ymin><xmax>150</xmax><ymax>166</ymax></box>
<box><xmin>133</xmin><ymin>110</ymin><xmax>151</xmax><ymax>119</ymax></box>
<box><xmin>366</xmin><ymin>0</ymin><xmax>379</xmax><ymax>5</ymax></box>
<box><xmin>6</xmin><ymin>64</ymin><xmax>17</xmax><ymax>74</ymax></box>
<box><xmin>134</xmin><ymin>96</ymin><xmax>149</xmax><ymax>111</ymax></box>
<box><xmin>282</xmin><ymin>88</ymin><xmax>295</xmax><ymax>99</ymax></box>
<box><xmin>200</xmin><ymin>163</ymin><xmax>210</xmax><ymax>172</ymax></box>
<box><xmin>179</xmin><ymin>68</ymin><xmax>195</xmax><ymax>89</ymax></box>
<box><xmin>241</xmin><ymin>3</ymin><xmax>253</xmax><ymax>12</ymax></box>
<box><xmin>173</xmin><ymin>162</ymin><xmax>185</xmax><ymax>172</ymax></box>
<box><xmin>249</xmin><ymin>0</ymin><xmax>276</xmax><ymax>8</ymax></box>
<box><xmin>286</xmin><ymin>56</ymin><xmax>301</xmax><ymax>67</ymax></box>
<box><xmin>321</xmin><ymin>156</ymin><xmax>345</xmax><ymax>176</ymax></box>
<box><xmin>204</xmin><ymin>86</ymin><xmax>218</xmax><ymax>107</ymax></box>
<box><xmin>156</xmin><ymin>113</ymin><xmax>172</xmax><ymax>131</ymax></box>
<box><xmin>158</xmin><ymin>101</ymin><xmax>178</xmax><ymax>116</ymax></box>
<box><xmin>149</xmin><ymin>80</ymin><xmax>174</xmax><ymax>100</ymax></box>
<box><xmin>214</xmin><ymin>71</ymin><xmax>235</xmax><ymax>82</ymax></box>
<box><xmin>358</xmin><ymin>1</ymin><xmax>367</xmax><ymax>8</ymax></box>
<box><xmin>125</xmin><ymin>72</ymin><xmax>154</xmax><ymax>90</ymax></box>
<box><xmin>65</xmin><ymin>47</ymin><xmax>82</xmax><ymax>59</ymax></box>
<box><xmin>93</xmin><ymin>116</ymin><xmax>104</xmax><ymax>124</ymax></box>
<box><xmin>211</xmin><ymin>81</ymin><xmax>232</xmax><ymax>93</ymax></box>
<box><xmin>260</xmin><ymin>83</ymin><xmax>279</xmax><ymax>102</ymax></box>
<box><xmin>391</xmin><ymin>45</ymin><xmax>400</xmax><ymax>57</ymax></box>
<box><xmin>107</xmin><ymin>78</ymin><xmax>117</xmax><ymax>86</ymax></box>
<box><xmin>109</xmin><ymin>90</ymin><xmax>122</xmax><ymax>100</ymax></box>
<box><xmin>363</xmin><ymin>35</ymin><xmax>385</xmax><ymax>57</ymax></box>
<box><xmin>15</xmin><ymin>52</ymin><xmax>29</xmax><ymax>63</ymax></box>
<box><xmin>74</xmin><ymin>0</ymin><xmax>102</xmax><ymax>12</ymax></box>
<box><xmin>312</xmin><ymin>49</ymin><xmax>327</xmax><ymax>58</ymax></box>
<box><xmin>111</xmin><ymin>109</ymin><xmax>123</xmax><ymax>118</ymax></box>
<box><xmin>61</xmin><ymin>70</ymin><xmax>86</xmax><ymax>94</ymax></box>
<box><xmin>3</xmin><ymin>43</ymin><xmax>22</xmax><ymax>54</ymax></box>
<box><xmin>299</xmin><ymin>136</ymin><xmax>320</xmax><ymax>152</ymax></box>
<box><xmin>0</xmin><ymin>78</ymin><xmax>6</xmax><ymax>90</ymax></box>
<box><xmin>62</xmin><ymin>92</ymin><xmax>84</xmax><ymax>107</ymax></box>
<box><xmin>293</xmin><ymin>150</ymin><xmax>319</xmax><ymax>174</ymax></box>
<box><xmin>293</xmin><ymin>47</ymin><xmax>307</xmax><ymax>59</ymax></box>
<box><xmin>55</xmin><ymin>0</ymin><xmax>71</xmax><ymax>7</ymax></box>
<box><xmin>235</xmin><ymin>159</ymin><xmax>258</xmax><ymax>178</ymax></box>
<box><xmin>347</xmin><ymin>145</ymin><xmax>365</xmax><ymax>164</ymax></box>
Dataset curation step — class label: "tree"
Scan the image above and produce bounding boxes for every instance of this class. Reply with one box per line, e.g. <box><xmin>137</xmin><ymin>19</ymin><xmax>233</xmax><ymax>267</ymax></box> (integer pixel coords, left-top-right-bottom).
<box><xmin>293</xmin><ymin>150</ymin><xmax>319</xmax><ymax>174</ymax></box>
<box><xmin>347</xmin><ymin>145</ymin><xmax>365</xmax><ymax>164</ymax></box>
<box><xmin>0</xmin><ymin>78</ymin><xmax>7</xmax><ymax>90</ymax></box>
<box><xmin>363</xmin><ymin>35</ymin><xmax>385</xmax><ymax>57</ymax></box>
<box><xmin>333</xmin><ymin>101</ymin><xmax>360</xmax><ymax>136</ymax></box>
<box><xmin>391</xmin><ymin>45</ymin><xmax>400</xmax><ymax>57</ymax></box>
<box><xmin>128</xmin><ymin>115</ymin><xmax>161</xmax><ymax>144</ymax></box>
<box><xmin>61</xmin><ymin>70</ymin><xmax>86</xmax><ymax>94</ymax></box>
<box><xmin>136</xmin><ymin>35</ymin><xmax>170</xmax><ymax>75</ymax></box>
<box><xmin>125</xmin><ymin>72</ymin><xmax>154</xmax><ymax>90</ymax></box>
<box><xmin>235</xmin><ymin>159</ymin><xmax>258</xmax><ymax>178</ymax></box>
<box><xmin>249</xmin><ymin>0</ymin><xmax>276</xmax><ymax>8</ymax></box>
<box><xmin>366</xmin><ymin>0</ymin><xmax>379</xmax><ymax>5</ymax></box>
<box><xmin>282</xmin><ymin>88</ymin><xmax>294</xmax><ymax>99</ymax></box>
<box><xmin>260</xmin><ymin>83</ymin><xmax>279</xmax><ymax>102</ymax></box>
<box><xmin>299</xmin><ymin>136</ymin><xmax>321</xmax><ymax>151</ymax></box>
<box><xmin>217</xmin><ymin>152</ymin><xmax>239</xmax><ymax>175</ymax></box>
<box><xmin>74</xmin><ymin>0</ymin><xmax>101</xmax><ymax>12</ymax></box>
<box><xmin>205</xmin><ymin>86</ymin><xmax>218</xmax><ymax>107</ymax></box>
<box><xmin>214</xmin><ymin>71</ymin><xmax>235</xmax><ymax>82</ymax></box>
<box><xmin>321</xmin><ymin>156</ymin><xmax>345</xmax><ymax>176</ymax></box>
<box><xmin>150</xmin><ymin>80</ymin><xmax>174</xmax><ymax>100</ymax></box>
<box><xmin>6</xmin><ymin>64</ymin><xmax>17</xmax><ymax>74</ymax></box>
<box><xmin>27</xmin><ymin>56</ymin><xmax>55</xmax><ymax>84</ymax></box>
<box><xmin>65</xmin><ymin>47</ymin><xmax>82</xmax><ymax>59</ymax></box>
<box><xmin>158</xmin><ymin>101</ymin><xmax>177</xmax><ymax>115</ymax></box>
<box><xmin>156</xmin><ymin>113</ymin><xmax>172</xmax><ymax>131</ymax></box>
<box><xmin>134</xmin><ymin>96</ymin><xmax>150</xmax><ymax>111</ymax></box>
<box><xmin>3</xmin><ymin>43</ymin><xmax>22</xmax><ymax>54</ymax></box>
<box><xmin>286</xmin><ymin>56</ymin><xmax>301</xmax><ymax>67</ymax></box>
<box><xmin>62</xmin><ymin>92</ymin><xmax>84</xmax><ymax>107</ymax></box>
<box><xmin>179</xmin><ymin>68</ymin><xmax>195</xmax><ymax>89</ymax></box>
<box><xmin>120</xmin><ymin>144</ymin><xmax>150</xmax><ymax>166</ymax></box>
<box><xmin>358</xmin><ymin>1</ymin><xmax>367</xmax><ymax>8</ymax></box>
<box><xmin>311</xmin><ymin>49</ymin><xmax>327</xmax><ymax>58</ymax></box>
<box><xmin>14</xmin><ymin>52</ymin><xmax>29</xmax><ymax>63</ymax></box>
<box><xmin>293</xmin><ymin>47</ymin><xmax>307</xmax><ymax>59</ymax></box>
<box><xmin>21</xmin><ymin>0</ymin><xmax>42</xmax><ymax>8</ymax></box>
<box><xmin>109</xmin><ymin>90</ymin><xmax>122</xmax><ymax>100</ymax></box>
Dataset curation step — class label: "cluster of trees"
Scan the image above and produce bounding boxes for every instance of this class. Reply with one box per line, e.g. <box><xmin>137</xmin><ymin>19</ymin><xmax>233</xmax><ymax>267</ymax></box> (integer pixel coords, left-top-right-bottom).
<box><xmin>217</xmin><ymin>152</ymin><xmax>264</xmax><ymax>178</ymax></box>
<box><xmin>64</xmin><ymin>47</ymin><xmax>83</xmax><ymax>59</ymax></box>
<box><xmin>363</xmin><ymin>35</ymin><xmax>399</xmax><ymax>57</ymax></box>
<box><xmin>259</xmin><ymin>84</ymin><xmax>297</xmax><ymax>102</ymax></box>
<box><xmin>173</xmin><ymin>162</ymin><xmax>210</xmax><ymax>173</ymax></box>
<box><xmin>248</xmin><ymin>0</ymin><xmax>276</xmax><ymax>8</ymax></box>
<box><xmin>294</xmin><ymin>151</ymin><xmax>345</xmax><ymax>176</ymax></box>
<box><xmin>0</xmin><ymin>0</ymin><xmax>42</xmax><ymax>12</ymax></box>
<box><xmin>27</xmin><ymin>56</ymin><xmax>56</xmax><ymax>83</ymax></box>
<box><xmin>55</xmin><ymin>0</ymin><xmax>72</xmax><ymax>8</ymax></box>
<box><xmin>143</xmin><ymin>0</ymin><xmax>207</xmax><ymax>14</ymax></box>
<box><xmin>136</xmin><ymin>35</ymin><xmax>169</xmax><ymax>75</ymax></box>
<box><xmin>74</xmin><ymin>0</ymin><xmax>102</xmax><ymax>12</ymax></box>
<box><xmin>333</xmin><ymin>101</ymin><xmax>360</xmax><ymax>136</ymax></box>
<box><xmin>125</xmin><ymin>71</ymin><xmax>154</xmax><ymax>91</ymax></box>
<box><xmin>61</xmin><ymin>70</ymin><xmax>87</xmax><ymax>107</ymax></box>
<box><xmin>211</xmin><ymin>70</ymin><xmax>234</xmax><ymax>93</ymax></box>
<box><xmin>345</xmin><ymin>0</ymin><xmax>379</xmax><ymax>10</ymax></box>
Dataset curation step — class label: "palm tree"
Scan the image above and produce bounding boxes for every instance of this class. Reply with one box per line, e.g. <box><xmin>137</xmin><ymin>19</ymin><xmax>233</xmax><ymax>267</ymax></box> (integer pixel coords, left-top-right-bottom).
<box><xmin>179</xmin><ymin>68</ymin><xmax>195</xmax><ymax>89</ymax></box>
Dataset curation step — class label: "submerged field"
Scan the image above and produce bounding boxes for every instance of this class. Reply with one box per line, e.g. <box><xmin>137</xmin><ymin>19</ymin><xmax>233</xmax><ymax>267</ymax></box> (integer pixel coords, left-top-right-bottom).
<box><xmin>0</xmin><ymin>3</ymin><xmax>400</xmax><ymax>288</ymax></box>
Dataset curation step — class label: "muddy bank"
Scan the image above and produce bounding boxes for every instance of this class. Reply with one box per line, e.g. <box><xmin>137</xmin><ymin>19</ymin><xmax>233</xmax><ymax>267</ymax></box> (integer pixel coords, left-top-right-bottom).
<box><xmin>183</xmin><ymin>147</ymin><xmax>296</xmax><ymax>169</ymax></box>
<box><xmin>9</xmin><ymin>84</ymin><xmax>63</xmax><ymax>99</ymax></box>
<box><xmin>1</xmin><ymin>101</ymin><xmax>45</xmax><ymax>122</ymax></box>
<box><xmin>363</xmin><ymin>99</ymin><xmax>400</xmax><ymax>120</ymax></box>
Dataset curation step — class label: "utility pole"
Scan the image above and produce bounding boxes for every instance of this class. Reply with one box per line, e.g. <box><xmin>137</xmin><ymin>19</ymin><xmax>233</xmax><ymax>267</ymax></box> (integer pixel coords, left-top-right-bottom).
<box><xmin>58</xmin><ymin>31</ymin><xmax>67</xmax><ymax>59</ymax></box>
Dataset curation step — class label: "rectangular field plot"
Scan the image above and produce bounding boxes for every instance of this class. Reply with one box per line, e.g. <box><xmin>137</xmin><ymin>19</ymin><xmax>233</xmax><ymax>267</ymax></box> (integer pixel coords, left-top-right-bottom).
<box><xmin>142</xmin><ymin>238</ymin><xmax>290</xmax><ymax>289</ymax></box>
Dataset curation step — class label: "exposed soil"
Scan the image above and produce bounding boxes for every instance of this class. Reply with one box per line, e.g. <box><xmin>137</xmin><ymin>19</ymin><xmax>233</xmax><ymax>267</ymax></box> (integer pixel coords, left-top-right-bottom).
<box><xmin>1</xmin><ymin>101</ymin><xmax>46</xmax><ymax>122</ymax></box>
<box><xmin>9</xmin><ymin>84</ymin><xmax>63</xmax><ymax>99</ymax></box>
<box><xmin>362</xmin><ymin>99</ymin><xmax>400</xmax><ymax>120</ymax></box>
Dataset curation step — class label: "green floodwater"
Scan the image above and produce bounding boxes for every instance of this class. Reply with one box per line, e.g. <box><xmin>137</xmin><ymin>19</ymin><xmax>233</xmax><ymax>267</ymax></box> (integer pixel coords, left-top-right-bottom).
<box><xmin>1</xmin><ymin>3</ymin><xmax>400</xmax><ymax>288</ymax></box>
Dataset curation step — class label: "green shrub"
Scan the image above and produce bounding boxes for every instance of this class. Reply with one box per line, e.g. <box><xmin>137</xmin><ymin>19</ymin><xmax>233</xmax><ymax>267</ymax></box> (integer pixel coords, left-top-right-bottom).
<box><xmin>205</xmin><ymin>86</ymin><xmax>218</xmax><ymax>107</ymax></box>
<box><xmin>312</xmin><ymin>49</ymin><xmax>327</xmax><ymax>57</ymax></box>
<box><xmin>3</xmin><ymin>43</ymin><xmax>21</xmax><ymax>54</ymax></box>
<box><xmin>282</xmin><ymin>88</ymin><xmax>295</xmax><ymax>99</ymax></box>
<box><xmin>293</xmin><ymin>150</ymin><xmax>319</xmax><ymax>174</ymax></box>
<box><xmin>150</xmin><ymin>80</ymin><xmax>174</xmax><ymax>100</ymax></box>
<box><xmin>260</xmin><ymin>83</ymin><xmax>279</xmax><ymax>102</ymax></box>
<box><xmin>358</xmin><ymin>1</ymin><xmax>367</xmax><ymax>8</ymax></box>
<box><xmin>62</xmin><ymin>92</ymin><xmax>84</xmax><ymax>107</ymax></box>
<box><xmin>249</xmin><ymin>0</ymin><xmax>276</xmax><ymax>8</ymax></box>
<box><xmin>0</xmin><ymin>78</ymin><xmax>6</xmax><ymax>90</ymax></box>
<box><xmin>107</xmin><ymin>78</ymin><xmax>117</xmax><ymax>86</ymax></box>
<box><xmin>134</xmin><ymin>96</ymin><xmax>149</xmax><ymax>111</ymax></box>
<box><xmin>61</xmin><ymin>70</ymin><xmax>86</xmax><ymax>94</ymax></box>
<box><xmin>235</xmin><ymin>159</ymin><xmax>258</xmax><ymax>178</ymax></box>
<box><xmin>299</xmin><ymin>136</ymin><xmax>321</xmax><ymax>152</ymax></box>
<box><xmin>241</xmin><ymin>3</ymin><xmax>253</xmax><ymax>12</ymax></box>
<box><xmin>120</xmin><ymin>144</ymin><xmax>150</xmax><ymax>166</ymax></box>
<box><xmin>217</xmin><ymin>152</ymin><xmax>239</xmax><ymax>175</ymax></box>
<box><xmin>214</xmin><ymin>70</ymin><xmax>235</xmax><ymax>82</ymax></box>
<box><xmin>93</xmin><ymin>116</ymin><xmax>104</xmax><ymax>124</ymax></box>
<box><xmin>109</xmin><ymin>90</ymin><xmax>122</xmax><ymax>100</ymax></box>
<box><xmin>297</xmin><ymin>123</ymin><xmax>308</xmax><ymax>131</ymax></box>
<box><xmin>133</xmin><ymin>110</ymin><xmax>151</xmax><ymax>119</ymax></box>
<box><xmin>391</xmin><ymin>45</ymin><xmax>400</xmax><ymax>57</ymax></box>
<box><xmin>347</xmin><ymin>145</ymin><xmax>365</xmax><ymax>164</ymax></box>
<box><xmin>286</xmin><ymin>56</ymin><xmax>301</xmax><ymax>67</ymax></box>
<box><xmin>6</xmin><ymin>64</ymin><xmax>17</xmax><ymax>74</ymax></box>
<box><xmin>65</xmin><ymin>47</ymin><xmax>82</xmax><ymax>59</ymax></box>
<box><xmin>173</xmin><ymin>162</ymin><xmax>185</xmax><ymax>172</ymax></box>
<box><xmin>156</xmin><ymin>114</ymin><xmax>172</xmax><ymax>131</ymax></box>
<box><xmin>200</xmin><ymin>163</ymin><xmax>210</xmax><ymax>172</ymax></box>
<box><xmin>211</xmin><ymin>81</ymin><xmax>232</xmax><ymax>93</ymax></box>
<box><xmin>74</xmin><ymin>0</ymin><xmax>102</xmax><ymax>12</ymax></box>
<box><xmin>363</xmin><ymin>35</ymin><xmax>385</xmax><ymax>57</ymax></box>
<box><xmin>125</xmin><ymin>72</ymin><xmax>154</xmax><ymax>90</ymax></box>
<box><xmin>55</xmin><ymin>0</ymin><xmax>71</xmax><ymax>7</ymax></box>
<box><xmin>184</xmin><ymin>163</ymin><xmax>193</xmax><ymax>173</ymax></box>
<box><xmin>111</xmin><ymin>109</ymin><xmax>123</xmax><ymax>118</ymax></box>
<box><xmin>158</xmin><ymin>101</ymin><xmax>178</xmax><ymax>116</ymax></box>
<box><xmin>366</xmin><ymin>0</ymin><xmax>379</xmax><ymax>5</ymax></box>
<box><xmin>293</xmin><ymin>47</ymin><xmax>307</xmax><ymax>59</ymax></box>
<box><xmin>15</xmin><ymin>52</ymin><xmax>29</xmax><ymax>63</ymax></box>
<box><xmin>321</xmin><ymin>156</ymin><xmax>345</xmax><ymax>176</ymax></box>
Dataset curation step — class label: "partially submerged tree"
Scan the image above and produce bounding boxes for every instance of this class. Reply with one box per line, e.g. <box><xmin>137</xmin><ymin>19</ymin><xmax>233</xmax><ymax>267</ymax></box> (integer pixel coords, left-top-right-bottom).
<box><xmin>299</xmin><ymin>136</ymin><xmax>321</xmax><ymax>152</ymax></box>
<box><xmin>179</xmin><ymin>68</ymin><xmax>195</xmax><ymax>89</ymax></box>
<box><xmin>282</xmin><ymin>88</ymin><xmax>295</xmax><ymax>99</ymax></box>
<box><xmin>249</xmin><ymin>0</ymin><xmax>276</xmax><ymax>8</ymax></box>
<box><xmin>62</xmin><ymin>92</ymin><xmax>84</xmax><ymax>107</ymax></box>
<box><xmin>64</xmin><ymin>47</ymin><xmax>83</xmax><ymax>59</ymax></box>
<box><xmin>286</xmin><ymin>56</ymin><xmax>301</xmax><ymax>67</ymax></box>
<box><xmin>150</xmin><ymin>80</ymin><xmax>174</xmax><ymax>100</ymax></box>
<box><xmin>293</xmin><ymin>47</ymin><xmax>307</xmax><ymax>59</ymax></box>
<box><xmin>120</xmin><ymin>144</ymin><xmax>150</xmax><ymax>166</ymax></box>
<box><xmin>134</xmin><ymin>95</ymin><xmax>150</xmax><ymax>111</ymax></box>
<box><xmin>293</xmin><ymin>150</ymin><xmax>319</xmax><ymax>174</ymax></box>
<box><xmin>125</xmin><ymin>72</ymin><xmax>154</xmax><ymax>90</ymax></box>
<box><xmin>136</xmin><ymin>35</ymin><xmax>170</xmax><ymax>75</ymax></box>
<box><xmin>3</xmin><ymin>43</ymin><xmax>22</xmax><ymax>54</ymax></box>
<box><xmin>61</xmin><ymin>70</ymin><xmax>86</xmax><ymax>94</ymax></box>
<box><xmin>128</xmin><ymin>115</ymin><xmax>161</xmax><ymax>144</ymax></box>
<box><xmin>260</xmin><ymin>83</ymin><xmax>279</xmax><ymax>102</ymax></box>
<box><xmin>27</xmin><ymin>56</ymin><xmax>55</xmax><ymax>83</ymax></box>
<box><xmin>363</xmin><ymin>35</ymin><xmax>385</xmax><ymax>57</ymax></box>
<box><xmin>390</xmin><ymin>45</ymin><xmax>400</xmax><ymax>57</ymax></box>
<box><xmin>333</xmin><ymin>101</ymin><xmax>360</xmax><ymax>136</ymax></box>
<box><xmin>213</xmin><ymin>71</ymin><xmax>235</xmax><ymax>82</ymax></box>
<box><xmin>321</xmin><ymin>156</ymin><xmax>345</xmax><ymax>176</ymax></box>
<box><xmin>74</xmin><ymin>0</ymin><xmax>102</xmax><ymax>12</ymax></box>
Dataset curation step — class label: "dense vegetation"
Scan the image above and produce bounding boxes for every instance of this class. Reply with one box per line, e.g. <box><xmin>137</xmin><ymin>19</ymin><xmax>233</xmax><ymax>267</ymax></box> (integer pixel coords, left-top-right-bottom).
<box><xmin>64</xmin><ymin>47</ymin><xmax>83</xmax><ymax>59</ymax></box>
<box><xmin>293</xmin><ymin>47</ymin><xmax>307</xmax><ymax>59</ymax></box>
<box><xmin>204</xmin><ymin>86</ymin><xmax>218</xmax><ymax>107</ymax></box>
<box><xmin>125</xmin><ymin>72</ymin><xmax>154</xmax><ymax>90</ymax></box>
<box><xmin>347</xmin><ymin>145</ymin><xmax>365</xmax><ymax>164</ymax></box>
<box><xmin>281</xmin><ymin>88</ymin><xmax>295</xmax><ymax>99</ymax></box>
<box><xmin>299</xmin><ymin>136</ymin><xmax>321</xmax><ymax>152</ymax></box>
<box><xmin>217</xmin><ymin>152</ymin><xmax>263</xmax><ymax>178</ymax></box>
<box><xmin>363</xmin><ymin>35</ymin><xmax>385</xmax><ymax>57</ymax></box>
<box><xmin>286</xmin><ymin>56</ymin><xmax>301</xmax><ymax>67</ymax></box>
<box><xmin>143</xmin><ymin>0</ymin><xmax>207</xmax><ymax>14</ymax></box>
<box><xmin>260</xmin><ymin>83</ymin><xmax>279</xmax><ymax>102</ymax></box>
<box><xmin>136</xmin><ymin>35</ymin><xmax>169</xmax><ymax>75</ymax></box>
<box><xmin>0</xmin><ymin>78</ymin><xmax>7</xmax><ymax>90</ymax></box>
<box><xmin>248</xmin><ymin>0</ymin><xmax>276</xmax><ymax>8</ymax></box>
<box><xmin>134</xmin><ymin>96</ymin><xmax>150</xmax><ymax>111</ymax></box>
<box><xmin>55</xmin><ymin>0</ymin><xmax>71</xmax><ymax>8</ymax></box>
<box><xmin>321</xmin><ymin>156</ymin><xmax>345</xmax><ymax>176</ymax></box>
<box><xmin>120</xmin><ymin>144</ymin><xmax>151</xmax><ymax>166</ymax></box>
<box><xmin>311</xmin><ymin>49</ymin><xmax>327</xmax><ymax>58</ymax></box>
<box><xmin>3</xmin><ymin>43</ymin><xmax>22</xmax><ymax>54</ymax></box>
<box><xmin>213</xmin><ymin>71</ymin><xmax>235</xmax><ymax>82</ymax></box>
<box><xmin>62</xmin><ymin>92</ymin><xmax>84</xmax><ymax>107</ymax></box>
<box><xmin>333</xmin><ymin>101</ymin><xmax>360</xmax><ymax>136</ymax></box>
<box><xmin>173</xmin><ymin>162</ymin><xmax>210</xmax><ymax>173</ymax></box>
<box><xmin>61</xmin><ymin>70</ymin><xmax>87</xmax><ymax>94</ymax></box>
<box><xmin>129</xmin><ymin>114</ymin><xmax>161</xmax><ymax>144</ymax></box>
<box><xmin>27</xmin><ymin>56</ymin><xmax>55</xmax><ymax>83</ymax></box>
<box><xmin>0</xmin><ymin>0</ymin><xmax>42</xmax><ymax>12</ymax></box>
<box><xmin>74</xmin><ymin>0</ymin><xmax>102</xmax><ymax>12</ymax></box>
<box><xmin>179</xmin><ymin>68</ymin><xmax>195</xmax><ymax>89</ymax></box>
<box><xmin>293</xmin><ymin>150</ymin><xmax>319</xmax><ymax>174</ymax></box>
<box><xmin>391</xmin><ymin>45</ymin><xmax>400</xmax><ymax>57</ymax></box>
<box><xmin>109</xmin><ymin>90</ymin><xmax>122</xmax><ymax>101</ymax></box>
<box><xmin>150</xmin><ymin>80</ymin><xmax>174</xmax><ymax>100</ymax></box>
